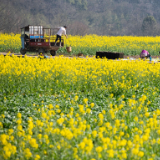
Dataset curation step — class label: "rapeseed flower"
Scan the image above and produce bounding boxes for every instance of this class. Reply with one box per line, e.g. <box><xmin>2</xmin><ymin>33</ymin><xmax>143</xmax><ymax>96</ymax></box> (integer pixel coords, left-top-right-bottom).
<box><xmin>24</xmin><ymin>148</ymin><xmax>32</xmax><ymax>159</ymax></box>
<box><xmin>1</xmin><ymin>52</ymin><xmax>160</xmax><ymax>159</ymax></box>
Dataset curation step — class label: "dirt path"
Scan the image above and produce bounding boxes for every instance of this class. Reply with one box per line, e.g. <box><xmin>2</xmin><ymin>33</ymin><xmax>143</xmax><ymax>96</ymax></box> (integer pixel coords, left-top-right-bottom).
<box><xmin>124</xmin><ymin>55</ymin><xmax>160</xmax><ymax>59</ymax></box>
<box><xmin>0</xmin><ymin>52</ymin><xmax>160</xmax><ymax>60</ymax></box>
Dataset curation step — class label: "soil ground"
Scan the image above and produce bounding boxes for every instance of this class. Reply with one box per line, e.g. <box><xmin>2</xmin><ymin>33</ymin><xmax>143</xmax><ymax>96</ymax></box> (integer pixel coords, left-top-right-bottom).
<box><xmin>0</xmin><ymin>52</ymin><xmax>160</xmax><ymax>60</ymax></box>
<box><xmin>123</xmin><ymin>55</ymin><xmax>160</xmax><ymax>59</ymax></box>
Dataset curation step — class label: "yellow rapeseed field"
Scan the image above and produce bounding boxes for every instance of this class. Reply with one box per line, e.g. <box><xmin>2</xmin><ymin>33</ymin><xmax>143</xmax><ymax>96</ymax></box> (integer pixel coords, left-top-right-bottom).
<box><xmin>0</xmin><ymin>55</ymin><xmax>160</xmax><ymax>159</ymax></box>
<box><xmin>1</xmin><ymin>33</ymin><xmax>160</xmax><ymax>55</ymax></box>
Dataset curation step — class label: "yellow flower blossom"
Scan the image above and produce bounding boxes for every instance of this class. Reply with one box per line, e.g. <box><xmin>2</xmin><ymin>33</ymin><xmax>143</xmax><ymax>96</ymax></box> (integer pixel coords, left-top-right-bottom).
<box><xmin>24</xmin><ymin>148</ymin><xmax>32</xmax><ymax>159</ymax></box>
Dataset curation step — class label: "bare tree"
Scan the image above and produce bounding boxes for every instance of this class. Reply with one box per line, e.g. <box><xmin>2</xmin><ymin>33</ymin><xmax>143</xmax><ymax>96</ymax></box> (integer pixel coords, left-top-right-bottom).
<box><xmin>68</xmin><ymin>21</ymin><xmax>89</xmax><ymax>35</ymax></box>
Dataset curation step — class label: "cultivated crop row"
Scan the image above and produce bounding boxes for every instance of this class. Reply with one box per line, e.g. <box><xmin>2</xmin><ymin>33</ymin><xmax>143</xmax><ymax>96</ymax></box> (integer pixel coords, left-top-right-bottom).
<box><xmin>1</xmin><ymin>33</ymin><xmax>160</xmax><ymax>55</ymax></box>
<box><xmin>0</xmin><ymin>55</ymin><xmax>160</xmax><ymax>159</ymax></box>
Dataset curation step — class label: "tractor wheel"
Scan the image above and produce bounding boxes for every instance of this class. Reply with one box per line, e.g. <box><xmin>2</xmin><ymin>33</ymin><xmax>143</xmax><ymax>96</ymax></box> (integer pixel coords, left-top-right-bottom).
<box><xmin>50</xmin><ymin>50</ymin><xmax>56</xmax><ymax>56</ymax></box>
<box><xmin>38</xmin><ymin>48</ymin><xmax>45</xmax><ymax>55</ymax></box>
<box><xmin>20</xmin><ymin>48</ymin><xmax>26</xmax><ymax>55</ymax></box>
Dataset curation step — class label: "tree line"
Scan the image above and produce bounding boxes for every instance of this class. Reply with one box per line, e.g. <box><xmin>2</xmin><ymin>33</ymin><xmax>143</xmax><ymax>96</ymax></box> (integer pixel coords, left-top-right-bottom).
<box><xmin>0</xmin><ymin>0</ymin><xmax>160</xmax><ymax>36</ymax></box>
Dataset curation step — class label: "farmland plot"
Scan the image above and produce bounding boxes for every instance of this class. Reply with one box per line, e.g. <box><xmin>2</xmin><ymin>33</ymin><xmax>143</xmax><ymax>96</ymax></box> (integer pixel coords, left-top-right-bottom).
<box><xmin>1</xmin><ymin>33</ymin><xmax>160</xmax><ymax>56</ymax></box>
<box><xmin>0</xmin><ymin>54</ymin><xmax>160</xmax><ymax>159</ymax></box>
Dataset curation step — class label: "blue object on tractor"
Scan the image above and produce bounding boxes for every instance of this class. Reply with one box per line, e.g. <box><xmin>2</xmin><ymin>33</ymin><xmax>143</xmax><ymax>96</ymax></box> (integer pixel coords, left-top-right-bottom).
<box><xmin>21</xmin><ymin>37</ymin><xmax>25</xmax><ymax>49</ymax></box>
<box><xmin>30</xmin><ymin>35</ymin><xmax>44</xmax><ymax>39</ymax></box>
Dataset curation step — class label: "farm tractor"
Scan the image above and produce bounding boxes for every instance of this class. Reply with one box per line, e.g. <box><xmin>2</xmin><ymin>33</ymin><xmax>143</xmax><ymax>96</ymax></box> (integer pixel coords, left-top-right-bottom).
<box><xmin>20</xmin><ymin>25</ymin><xmax>64</xmax><ymax>56</ymax></box>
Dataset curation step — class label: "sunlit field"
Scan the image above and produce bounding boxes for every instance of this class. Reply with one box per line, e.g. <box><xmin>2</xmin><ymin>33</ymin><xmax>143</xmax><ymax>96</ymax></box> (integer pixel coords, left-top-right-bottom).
<box><xmin>0</xmin><ymin>33</ymin><xmax>21</xmax><ymax>53</ymax></box>
<box><xmin>0</xmin><ymin>55</ymin><xmax>160</xmax><ymax>159</ymax></box>
<box><xmin>1</xmin><ymin>33</ymin><xmax>160</xmax><ymax>56</ymax></box>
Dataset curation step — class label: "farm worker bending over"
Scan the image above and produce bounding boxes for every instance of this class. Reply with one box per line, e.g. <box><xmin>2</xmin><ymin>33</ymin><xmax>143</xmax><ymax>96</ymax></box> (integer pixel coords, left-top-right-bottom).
<box><xmin>54</xmin><ymin>26</ymin><xmax>67</xmax><ymax>47</ymax></box>
<box><xmin>140</xmin><ymin>50</ymin><xmax>152</xmax><ymax>61</ymax></box>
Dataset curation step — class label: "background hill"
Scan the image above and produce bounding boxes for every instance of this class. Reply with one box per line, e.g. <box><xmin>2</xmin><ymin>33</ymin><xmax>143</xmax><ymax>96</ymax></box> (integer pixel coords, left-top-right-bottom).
<box><xmin>1</xmin><ymin>0</ymin><xmax>160</xmax><ymax>36</ymax></box>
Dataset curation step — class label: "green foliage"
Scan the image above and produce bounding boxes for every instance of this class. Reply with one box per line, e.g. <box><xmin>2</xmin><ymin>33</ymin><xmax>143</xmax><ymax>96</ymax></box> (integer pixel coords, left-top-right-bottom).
<box><xmin>0</xmin><ymin>56</ymin><xmax>160</xmax><ymax>159</ymax></box>
<box><xmin>67</xmin><ymin>0</ymin><xmax>87</xmax><ymax>9</ymax></box>
<box><xmin>142</xmin><ymin>16</ymin><xmax>157</xmax><ymax>36</ymax></box>
<box><xmin>68</xmin><ymin>0</ymin><xmax>75</xmax><ymax>4</ymax></box>
<box><xmin>1</xmin><ymin>0</ymin><xmax>160</xmax><ymax>35</ymax></box>
<box><xmin>0</xmin><ymin>56</ymin><xmax>159</xmax><ymax>132</ymax></box>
